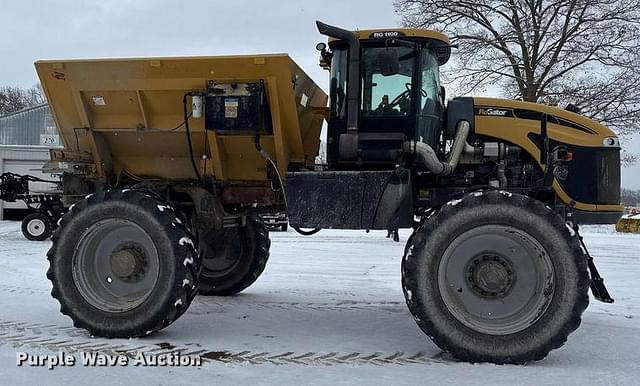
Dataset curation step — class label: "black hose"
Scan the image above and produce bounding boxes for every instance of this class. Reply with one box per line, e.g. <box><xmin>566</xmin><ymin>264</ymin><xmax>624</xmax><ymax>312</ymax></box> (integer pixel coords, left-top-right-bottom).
<box><xmin>24</xmin><ymin>174</ymin><xmax>60</xmax><ymax>184</ymax></box>
<box><xmin>253</xmin><ymin>135</ymin><xmax>321</xmax><ymax>237</ymax></box>
<box><xmin>1</xmin><ymin>172</ymin><xmax>59</xmax><ymax>185</ymax></box>
<box><xmin>183</xmin><ymin>93</ymin><xmax>202</xmax><ymax>181</ymax></box>
<box><xmin>294</xmin><ymin>227</ymin><xmax>322</xmax><ymax>236</ymax></box>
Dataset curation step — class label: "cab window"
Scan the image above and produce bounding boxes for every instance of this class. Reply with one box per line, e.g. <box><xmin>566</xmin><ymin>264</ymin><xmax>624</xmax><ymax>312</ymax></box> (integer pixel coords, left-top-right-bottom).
<box><xmin>360</xmin><ymin>47</ymin><xmax>416</xmax><ymax>117</ymax></box>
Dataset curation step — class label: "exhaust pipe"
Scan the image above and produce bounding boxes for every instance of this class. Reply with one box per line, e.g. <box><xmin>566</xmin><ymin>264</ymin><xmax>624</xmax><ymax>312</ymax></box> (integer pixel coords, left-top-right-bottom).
<box><xmin>404</xmin><ymin>120</ymin><xmax>470</xmax><ymax>176</ymax></box>
<box><xmin>316</xmin><ymin>21</ymin><xmax>361</xmax><ymax>160</ymax></box>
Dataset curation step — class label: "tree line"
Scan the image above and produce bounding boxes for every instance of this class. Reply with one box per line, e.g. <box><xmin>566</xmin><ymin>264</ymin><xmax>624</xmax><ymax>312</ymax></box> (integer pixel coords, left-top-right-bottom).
<box><xmin>0</xmin><ymin>85</ymin><xmax>46</xmax><ymax>116</ymax></box>
<box><xmin>622</xmin><ymin>188</ymin><xmax>640</xmax><ymax>207</ymax></box>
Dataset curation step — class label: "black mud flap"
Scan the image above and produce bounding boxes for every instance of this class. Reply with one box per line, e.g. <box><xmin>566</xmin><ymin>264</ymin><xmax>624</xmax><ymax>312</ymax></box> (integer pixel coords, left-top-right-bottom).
<box><xmin>285</xmin><ymin>169</ymin><xmax>412</xmax><ymax>230</ymax></box>
<box><xmin>588</xmin><ymin>258</ymin><xmax>614</xmax><ymax>304</ymax></box>
<box><xmin>575</xmin><ymin>227</ymin><xmax>614</xmax><ymax>303</ymax></box>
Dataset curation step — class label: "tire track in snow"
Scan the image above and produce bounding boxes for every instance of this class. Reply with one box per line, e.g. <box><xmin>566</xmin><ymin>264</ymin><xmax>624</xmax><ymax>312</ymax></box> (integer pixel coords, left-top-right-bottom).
<box><xmin>190</xmin><ymin>298</ymin><xmax>407</xmax><ymax>314</ymax></box>
<box><xmin>0</xmin><ymin>284</ymin><xmax>408</xmax><ymax>314</ymax></box>
<box><xmin>0</xmin><ymin>319</ymin><xmax>452</xmax><ymax>366</ymax></box>
<box><xmin>0</xmin><ymin>284</ymin><xmax>49</xmax><ymax>295</ymax></box>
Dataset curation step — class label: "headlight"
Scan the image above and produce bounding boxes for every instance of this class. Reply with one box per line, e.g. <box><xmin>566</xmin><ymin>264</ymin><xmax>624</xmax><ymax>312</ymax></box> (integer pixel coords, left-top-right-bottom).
<box><xmin>602</xmin><ymin>137</ymin><xmax>620</xmax><ymax>147</ymax></box>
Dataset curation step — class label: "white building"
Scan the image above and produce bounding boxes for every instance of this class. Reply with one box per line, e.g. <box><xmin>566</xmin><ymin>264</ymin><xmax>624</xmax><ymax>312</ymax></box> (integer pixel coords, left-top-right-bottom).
<box><xmin>0</xmin><ymin>104</ymin><xmax>61</xmax><ymax>219</ymax></box>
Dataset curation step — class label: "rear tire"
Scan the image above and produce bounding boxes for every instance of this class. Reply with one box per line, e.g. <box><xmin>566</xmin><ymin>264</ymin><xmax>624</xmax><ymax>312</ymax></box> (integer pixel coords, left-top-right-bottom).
<box><xmin>22</xmin><ymin>212</ymin><xmax>53</xmax><ymax>241</ymax></box>
<box><xmin>198</xmin><ymin>217</ymin><xmax>270</xmax><ymax>296</ymax></box>
<box><xmin>47</xmin><ymin>190</ymin><xmax>200</xmax><ymax>338</ymax></box>
<box><xmin>402</xmin><ymin>190</ymin><xmax>589</xmax><ymax>364</ymax></box>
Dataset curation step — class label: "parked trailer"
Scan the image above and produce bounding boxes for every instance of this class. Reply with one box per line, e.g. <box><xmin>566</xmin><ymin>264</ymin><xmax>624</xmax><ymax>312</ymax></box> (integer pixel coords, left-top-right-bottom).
<box><xmin>0</xmin><ymin>172</ymin><xmax>65</xmax><ymax>240</ymax></box>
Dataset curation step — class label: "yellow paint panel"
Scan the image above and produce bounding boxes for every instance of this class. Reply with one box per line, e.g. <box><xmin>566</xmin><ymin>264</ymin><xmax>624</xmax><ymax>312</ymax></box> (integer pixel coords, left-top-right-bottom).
<box><xmin>35</xmin><ymin>54</ymin><xmax>328</xmax><ymax>182</ymax></box>
<box><xmin>473</xmin><ymin>98</ymin><xmax>621</xmax><ymax>212</ymax></box>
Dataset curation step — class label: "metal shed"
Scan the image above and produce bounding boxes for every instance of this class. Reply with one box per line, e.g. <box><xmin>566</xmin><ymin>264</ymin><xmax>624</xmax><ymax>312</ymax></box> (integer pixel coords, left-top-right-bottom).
<box><xmin>0</xmin><ymin>104</ymin><xmax>61</xmax><ymax>219</ymax></box>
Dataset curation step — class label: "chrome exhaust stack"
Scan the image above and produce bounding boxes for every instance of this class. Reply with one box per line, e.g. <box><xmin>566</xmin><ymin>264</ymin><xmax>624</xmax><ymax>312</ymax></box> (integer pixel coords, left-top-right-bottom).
<box><xmin>404</xmin><ymin>120</ymin><xmax>471</xmax><ymax>176</ymax></box>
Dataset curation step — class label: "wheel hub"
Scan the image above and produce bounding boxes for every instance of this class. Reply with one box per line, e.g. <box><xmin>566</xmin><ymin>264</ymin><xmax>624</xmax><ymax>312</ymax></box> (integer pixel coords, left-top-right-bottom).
<box><xmin>109</xmin><ymin>244</ymin><xmax>148</xmax><ymax>282</ymax></box>
<box><xmin>439</xmin><ymin>225</ymin><xmax>554</xmax><ymax>335</ymax></box>
<box><xmin>200</xmin><ymin>227</ymin><xmax>245</xmax><ymax>276</ymax></box>
<box><xmin>27</xmin><ymin>219</ymin><xmax>46</xmax><ymax>237</ymax></box>
<box><xmin>73</xmin><ymin>218</ymin><xmax>160</xmax><ymax>313</ymax></box>
<box><xmin>467</xmin><ymin>254</ymin><xmax>514</xmax><ymax>298</ymax></box>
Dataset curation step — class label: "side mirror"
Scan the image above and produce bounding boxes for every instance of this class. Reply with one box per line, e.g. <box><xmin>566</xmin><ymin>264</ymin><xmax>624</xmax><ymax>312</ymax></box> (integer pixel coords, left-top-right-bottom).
<box><xmin>377</xmin><ymin>49</ymin><xmax>400</xmax><ymax>76</ymax></box>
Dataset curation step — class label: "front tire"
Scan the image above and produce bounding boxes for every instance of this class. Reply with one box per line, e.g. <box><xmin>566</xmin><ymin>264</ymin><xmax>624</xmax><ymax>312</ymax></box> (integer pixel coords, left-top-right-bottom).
<box><xmin>402</xmin><ymin>190</ymin><xmax>589</xmax><ymax>364</ymax></box>
<box><xmin>197</xmin><ymin>217</ymin><xmax>270</xmax><ymax>296</ymax></box>
<box><xmin>22</xmin><ymin>212</ymin><xmax>53</xmax><ymax>241</ymax></box>
<box><xmin>47</xmin><ymin>190</ymin><xmax>200</xmax><ymax>338</ymax></box>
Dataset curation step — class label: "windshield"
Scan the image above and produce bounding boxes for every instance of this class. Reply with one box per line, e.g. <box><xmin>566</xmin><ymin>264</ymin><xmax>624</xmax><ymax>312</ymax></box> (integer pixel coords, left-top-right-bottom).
<box><xmin>328</xmin><ymin>44</ymin><xmax>443</xmax><ymax>146</ymax></box>
<box><xmin>360</xmin><ymin>47</ymin><xmax>416</xmax><ymax>117</ymax></box>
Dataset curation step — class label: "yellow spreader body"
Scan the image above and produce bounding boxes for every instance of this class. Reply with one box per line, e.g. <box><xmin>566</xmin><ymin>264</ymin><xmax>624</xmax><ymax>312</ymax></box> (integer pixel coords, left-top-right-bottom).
<box><xmin>36</xmin><ymin>54</ymin><xmax>327</xmax><ymax>182</ymax></box>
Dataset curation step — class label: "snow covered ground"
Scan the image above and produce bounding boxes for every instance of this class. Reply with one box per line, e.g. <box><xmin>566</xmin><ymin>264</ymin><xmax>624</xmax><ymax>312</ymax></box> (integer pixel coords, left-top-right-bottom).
<box><xmin>0</xmin><ymin>221</ymin><xmax>638</xmax><ymax>385</ymax></box>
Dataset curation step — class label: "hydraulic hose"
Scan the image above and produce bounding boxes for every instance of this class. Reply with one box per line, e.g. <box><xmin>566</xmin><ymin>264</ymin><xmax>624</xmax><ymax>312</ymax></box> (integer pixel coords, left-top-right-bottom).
<box><xmin>183</xmin><ymin>93</ymin><xmax>202</xmax><ymax>181</ymax></box>
<box><xmin>293</xmin><ymin>227</ymin><xmax>322</xmax><ymax>236</ymax></box>
<box><xmin>254</xmin><ymin>135</ymin><xmax>321</xmax><ymax>237</ymax></box>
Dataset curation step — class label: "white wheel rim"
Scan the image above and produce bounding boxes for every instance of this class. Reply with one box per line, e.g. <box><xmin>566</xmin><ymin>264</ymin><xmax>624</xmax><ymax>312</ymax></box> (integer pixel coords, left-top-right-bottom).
<box><xmin>27</xmin><ymin>219</ymin><xmax>46</xmax><ymax>237</ymax></box>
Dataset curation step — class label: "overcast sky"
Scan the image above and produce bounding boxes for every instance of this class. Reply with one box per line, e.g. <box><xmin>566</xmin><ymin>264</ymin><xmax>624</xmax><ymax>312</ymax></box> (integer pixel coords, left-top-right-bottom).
<box><xmin>1</xmin><ymin>0</ymin><xmax>399</xmax><ymax>90</ymax></box>
<box><xmin>1</xmin><ymin>0</ymin><xmax>637</xmax><ymax>188</ymax></box>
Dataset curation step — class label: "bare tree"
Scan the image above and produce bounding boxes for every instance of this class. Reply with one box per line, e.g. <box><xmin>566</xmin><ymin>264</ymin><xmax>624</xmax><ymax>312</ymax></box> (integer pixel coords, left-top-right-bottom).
<box><xmin>394</xmin><ymin>0</ymin><xmax>640</xmax><ymax>140</ymax></box>
<box><xmin>0</xmin><ymin>85</ymin><xmax>46</xmax><ymax>116</ymax></box>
